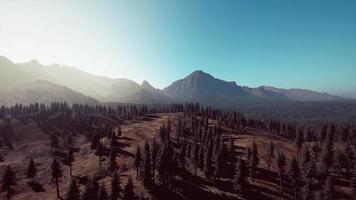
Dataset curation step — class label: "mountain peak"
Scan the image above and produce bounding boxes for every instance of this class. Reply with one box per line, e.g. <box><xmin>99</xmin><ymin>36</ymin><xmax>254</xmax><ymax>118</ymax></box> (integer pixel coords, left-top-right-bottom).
<box><xmin>0</xmin><ymin>56</ymin><xmax>14</xmax><ymax>65</ymax></box>
<box><xmin>141</xmin><ymin>80</ymin><xmax>155</xmax><ymax>91</ymax></box>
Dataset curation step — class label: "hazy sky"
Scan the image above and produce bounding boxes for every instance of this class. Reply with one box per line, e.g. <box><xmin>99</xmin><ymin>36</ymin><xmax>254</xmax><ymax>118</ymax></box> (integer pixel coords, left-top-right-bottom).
<box><xmin>1</xmin><ymin>0</ymin><xmax>356</xmax><ymax>97</ymax></box>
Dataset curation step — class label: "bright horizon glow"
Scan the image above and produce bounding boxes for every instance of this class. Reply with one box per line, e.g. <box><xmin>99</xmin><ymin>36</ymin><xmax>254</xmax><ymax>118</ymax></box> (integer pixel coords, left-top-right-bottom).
<box><xmin>1</xmin><ymin>0</ymin><xmax>356</xmax><ymax>98</ymax></box>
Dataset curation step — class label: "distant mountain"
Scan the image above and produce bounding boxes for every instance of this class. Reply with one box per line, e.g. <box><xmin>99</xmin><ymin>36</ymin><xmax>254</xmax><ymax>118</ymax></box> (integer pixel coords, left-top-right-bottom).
<box><xmin>0</xmin><ymin>80</ymin><xmax>99</xmax><ymax>106</ymax></box>
<box><xmin>0</xmin><ymin>56</ymin><xmax>347</xmax><ymax>107</ymax></box>
<box><xmin>163</xmin><ymin>70</ymin><xmax>255</xmax><ymax>106</ymax></box>
<box><xmin>261</xmin><ymin>86</ymin><xmax>344</xmax><ymax>101</ymax></box>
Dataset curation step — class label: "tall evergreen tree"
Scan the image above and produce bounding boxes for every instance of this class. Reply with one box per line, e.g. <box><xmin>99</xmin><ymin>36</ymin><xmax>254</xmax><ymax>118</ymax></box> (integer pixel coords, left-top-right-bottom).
<box><xmin>151</xmin><ymin>139</ymin><xmax>159</xmax><ymax>179</ymax></box>
<box><xmin>123</xmin><ymin>176</ymin><xmax>135</xmax><ymax>200</ymax></box>
<box><xmin>295</xmin><ymin>129</ymin><xmax>304</xmax><ymax>158</ymax></box>
<box><xmin>134</xmin><ymin>146</ymin><xmax>142</xmax><ymax>180</ymax></box>
<box><xmin>109</xmin><ymin>150</ymin><xmax>117</xmax><ymax>172</ymax></box>
<box><xmin>142</xmin><ymin>141</ymin><xmax>152</xmax><ymax>185</ymax></box>
<box><xmin>277</xmin><ymin>152</ymin><xmax>286</xmax><ymax>197</ymax></box>
<box><xmin>66</xmin><ymin>149</ymin><xmax>75</xmax><ymax>177</ymax></box>
<box><xmin>51</xmin><ymin>158</ymin><xmax>63</xmax><ymax>199</ymax></box>
<box><xmin>203</xmin><ymin>139</ymin><xmax>214</xmax><ymax>179</ymax></box>
<box><xmin>288</xmin><ymin>157</ymin><xmax>300</xmax><ymax>200</ymax></box>
<box><xmin>96</xmin><ymin>142</ymin><xmax>104</xmax><ymax>172</ymax></box>
<box><xmin>233</xmin><ymin>158</ymin><xmax>248</xmax><ymax>195</ymax></box>
<box><xmin>302</xmin><ymin>181</ymin><xmax>313</xmax><ymax>200</ymax></box>
<box><xmin>65</xmin><ymin>179</ymin><xmax>81</xmax><ymax>200</ymax></box>
<box><xmin>266</xmin><ymin>141</ymin><xmax>274</xmax><ymax>172</ymax></box>
<box><xmin>351</xmin><ymin>163</ymin><xmax>356</xmax><ymax>200</ymax></box>
<box><xmin>248</xmin><ymin>140</ymin><xmax>259</xmax><ymax>183</ymax></box>
<box><xmin>97</xmin><ymin>184</ymin><xmax>108</xmax><ymax>200</ymax></box>
<box><xmin>26</xmin><ymin>158</ymin><xmax>37</xmax><ymax>179</ymax></box>
<box><xmin>110</xmin><ymin>170</ymin><xmax>121</xmax><ymax>200</ymax></box>
<box><xmin>1</xmin><ymin>166</ymin><xmax>16</xmax><ymax>200</ymax></box>
<box><xmin>322</xmin><ymin>176</ymin><xmax>333</xmax><ymax>200</ymax></box>
<box><xmin>81</xmin><ymin>178</ymin><xmax>99</xmax><ymax>200</ymax></box>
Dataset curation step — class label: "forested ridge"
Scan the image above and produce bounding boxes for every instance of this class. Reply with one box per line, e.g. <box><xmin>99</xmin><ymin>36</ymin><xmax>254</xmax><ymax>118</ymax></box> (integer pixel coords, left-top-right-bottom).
<box><xmin>0</xmin><ymin>102</ymin><xmax>355</xmax><ymax>200</ymax></box>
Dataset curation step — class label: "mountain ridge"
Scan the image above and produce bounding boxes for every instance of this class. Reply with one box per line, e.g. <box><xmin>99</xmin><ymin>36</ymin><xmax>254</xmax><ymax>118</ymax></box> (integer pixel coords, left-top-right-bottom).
<box><xmin>0</xmin><ymin>56</ymin><xmax>348</xmax><ymax>106</ymax></box>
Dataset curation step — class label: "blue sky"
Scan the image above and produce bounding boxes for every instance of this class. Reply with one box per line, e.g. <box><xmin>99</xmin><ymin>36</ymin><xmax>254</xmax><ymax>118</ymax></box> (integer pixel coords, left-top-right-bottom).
<box><xmin>0</xmin><ymin>0</ymin><xmax>355</xmax><ymax>97</ymax></box>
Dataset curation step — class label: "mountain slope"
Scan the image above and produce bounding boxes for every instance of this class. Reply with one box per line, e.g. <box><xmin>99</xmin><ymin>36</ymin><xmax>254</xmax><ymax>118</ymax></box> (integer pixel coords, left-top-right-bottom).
<box><xmin>0</xmin><ymin>56</ymin><xmax>347</xmax><ymax>106</ymax></box>
<box><xmin>261</xmin><ymin>86</ymin><xmax>343</xmax><ymax>101</ymax></box>
<box><xmin>163</xmin><ymin>70</ymin><xmax>256</xmax><ymax>105</ymax></box>
<box><xmin>0</xmin><ymin>80</ymin><xmax>99</xmax><ymax>106</ymax></box>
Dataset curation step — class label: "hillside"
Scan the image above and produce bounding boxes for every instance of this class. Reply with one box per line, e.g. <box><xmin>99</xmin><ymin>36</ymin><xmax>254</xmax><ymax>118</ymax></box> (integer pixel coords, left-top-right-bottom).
<box><xmin>0</xmin><ymin>56</ymin><xmax>347</xmax><ymax>106</ymax></box>
<box><xmin>0</xmin><ymin>80</ymin><xmax>99</xmax><ymax>106</ymax></box>
<box><xmin>0</xmin><ymin>103</ymin><xmax>355</xmax><ymax>200</ymax></box>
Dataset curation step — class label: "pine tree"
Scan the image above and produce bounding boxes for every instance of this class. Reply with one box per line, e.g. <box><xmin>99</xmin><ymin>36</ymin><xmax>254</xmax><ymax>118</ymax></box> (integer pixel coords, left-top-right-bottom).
<box><xmin>248</xmin><ymin>140</ymin><xmax>259</xmax><ymax>184</ymax></box>
<box><xmin>65</xmin><ymin>179</ymin><xmax>81</xmax><ymax>200</ymax></box>
<box><xmin>123</xmin><ymin>176</ymin><xmax>135</xmax><ymax>200</ymax></box>
<box><xmin>314</xmin><ymin>190</ymin><xmax>323</xmax><ymax>200</ymax></box>
<box><xmin>288</xmin><ymin>157</ymin><xmax>300</xmax><ymax>200</ymax></box>
<box><xmin>97</xmin><ymin>184</ymin><xmax>108</xmax><ymax>200</ymax></box>
<box><xmin>322</xmin><ymin>176</ymin><xmax>333</xmax><ymax>200</ymax></box>
<box><xmin>109</xmin><ymin>150</ymin><xmax>117</xmax><ymax>172</ymax></box>
<box><xmin>295</xmin><ymin>129</ymin><xmax>304</xmax><ymax>159</ymax></box>
<box><xmin>110</xmin><ymin>170</ymin><xmax>121</xmax><ymax>200</ymax></box>
<box><xmin>151</xmin><ymin>139</ymin><xmax>159</xmax><ymax>179</ymax></box>
<box><xmin>203</xmin><ymin>139</ymin><xmax>214</xmax><ymax>179</ymax></box>
<box><xmin>319</xmin><ymin>142</ymin><xmax>333</xmax><ymax>176</ymax></box>
<box><xmin>81</xmin><ymin>178</ymin><xmax>99</xmax><ymax>200</ymax></box>
<box><xmin>301</xmin><ymin>146</ymin><xmax>311</xmax><ymax>169</ymax></box>
<box><xmin>96</xmin><ymin>142</ymin><xmax>104</xmax><ymax>171</ymax></box>
<box><xmin>142</xmin><ymin>141</ymin><xmax>152</xmax><ymax>186</ymax></box>
<box><xmin>51</xmin><ymin>158</ymin><xmax>63</xmax><ymax>199</ymax></box>
<box><xmin>26</xmin><ymin>158</ymin><xmax>37</xmax><ymax>179</ymax></box>
<box><xmin>351</xmin><ymin>163</ymin><xmax>356</xmax><ymax>200</ymax></box>
<box><xmin>66</xmin><ymin>149</ymin><xmax>75</xmax><ymax>177</ymax></box>
<box><xmin>344</xmin><ymin>145</ymin><xmax>354</xmax><ymax>178</ymax></box>
<box><xmin>233</xmin><ymin>158</ymin><xmax>248</xmax><ymax>195</ymax></box>
<box><xmin>277</xmin><ymin>152</ymin><xmax>286</xmax><ymax>196</ymax></box>
<box><xmin>266</xmin><ymin>141</ymin><xmax>274</xmax><ymax>172</ymax></box>
<box><xmin>134</xmin><ymin>146</ymin><xmax>142</xmax><ymax>180</ymax></box>
<box><xmin>1</xmin><ymin>166</ymin><xmax>16</xmax><ymax>200</ymax></box>
<box><xmin>302</xmin><ymin>181</ymin><xmax>313</xmax><ymax>200</ymax></box>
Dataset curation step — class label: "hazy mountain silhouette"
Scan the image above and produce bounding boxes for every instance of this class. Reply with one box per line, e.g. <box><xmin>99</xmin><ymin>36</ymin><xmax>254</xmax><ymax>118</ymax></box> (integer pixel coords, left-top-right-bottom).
<box><xmin>0</xmin><ymin>80</ymin><xmax>99</xmax><ymax>106</ymax></box>
<box><xmin>0</xmin><ymin>56</ymin><xmax>346</xmax><ymax>106</ymax></box>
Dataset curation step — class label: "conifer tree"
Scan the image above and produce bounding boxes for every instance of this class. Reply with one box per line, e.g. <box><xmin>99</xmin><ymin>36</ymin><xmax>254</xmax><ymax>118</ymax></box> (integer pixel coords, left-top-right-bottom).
<box><xmin>1</xmin><ymin>166</ymin><xmax>16</xmax><ymax>200</ymax></box>
<box><xmin>151</xmin><ymin>139</ymin><xmax>159</xmax><ymax>179</ymax></box>
<box><xmin>248</xmin><ymin>140</ymin><xmax>259</xmax><ymax>183</ymax></box>
<box><xmin>96</xmin><ymin>142</ymin><xmax>104</xmax><ymax>171</ymax></box>
<box><xmin>295</xmin><ymin>129</ymin><xmax>304</xmax><ymax>159</ymax></box>
<box><xmin>203</xmin><ymin>139</ymin><xmax>214</xmax><ymax>179</ymax></box>
<box><xmin>288</xmin><ymin>157</ymin><xmax>300</xmax><ymax>200</ymax></box>
<box><xmin>109</xmin><ymin>150</ymin><xmax>117</xmax><ymax>172</ymax></box>
<box><xmin>277</xmin><ymin>152</ymin><xmax>286</xmax><ymax>196</ymax></box>
<box><xmin>344</xmin><ymin>145</ymin><xmax>354</xmax><ymax>178</ymax></box>
<box><xmin>302</xmin><ymin>181</ymin><xmax>313</xmax><ymax>200</ymax></box>
<box><xmin>81</xmin><ymin>178</ymin><xmax>99</xmax><ymax>200</ymax></box>
<box><xmin>322</xmin><ymin>176</ymin><xmax>333</xmax><ymax>200</ymax></box>
<box><xmin>351</xmin><ymin>164</ymin><xmax>356</xmax><ymax>200</ymax></box>
<box><xmin>27</xmin><ymin>158</ymin><xmax>37</xmax><ymax>179</ymax></box>
<box><xmin>97</xmin><ymin>184</ymin><xmax>108</xmax><ymax>200</ymax></box>
<box><xmin>301</xmin><ymin>146</ymin><xmax>311</xmax><ymax>169</ymax></box>
<box><xmin>266</xmin><ymin>141</ymin><xmax>274</xmax><ymax>172</ymax></box>
<box><xmin>123</xmin><ymin>176</ymin><xmax>134</xmax><ymax>200</ymax></box>
<box><xmin>110</xmin><ymin>170</ymin><xmax>121</xmax><ymax>200</ymax></box>
<box><xmin>66</xmin><ymin>149</ymin><xmax>75</xmax><ymax>177</ymax></box>
<box><xmin>142</xmin><ymin>141</ymin><xmax>152</xmax><ymax>185</ymax></box>
<box><xmin>51</xmin><ymin>158</ymin><xmax>63</xmax><ymax>199</ymax></box>
<box><xmin>134</xmin><ymin>146</ymin><xmax>142</xmax><ymax>180</ymax></box>
<box><xmin>65</xmin><ymin>179</ymin><xmax>81</xmax><ymax>200</ymax></box>
<box><xmin>233</xmin><ymin>158</ymin><xmax>248</xmax><ymax>195</ymax></box>
<box><xmin>315</xmin><ymin>190</ymin><xmax>323</xmax><ymax>200</ymax></box>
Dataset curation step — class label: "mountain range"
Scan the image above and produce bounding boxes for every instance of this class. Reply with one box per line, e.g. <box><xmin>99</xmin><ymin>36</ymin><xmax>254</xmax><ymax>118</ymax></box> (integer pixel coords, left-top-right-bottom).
<box><xmin>0</xmin><ymin>56</ymin><xmax>346</xmax><ymax>107</ymax></box>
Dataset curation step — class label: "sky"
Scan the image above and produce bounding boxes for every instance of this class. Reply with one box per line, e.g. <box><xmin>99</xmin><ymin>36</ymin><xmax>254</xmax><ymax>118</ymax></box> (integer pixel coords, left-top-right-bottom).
<box><xmin>0</xmin><ymin>0</ymin><xmax>356</xmax><ymax>98</ymax></box>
